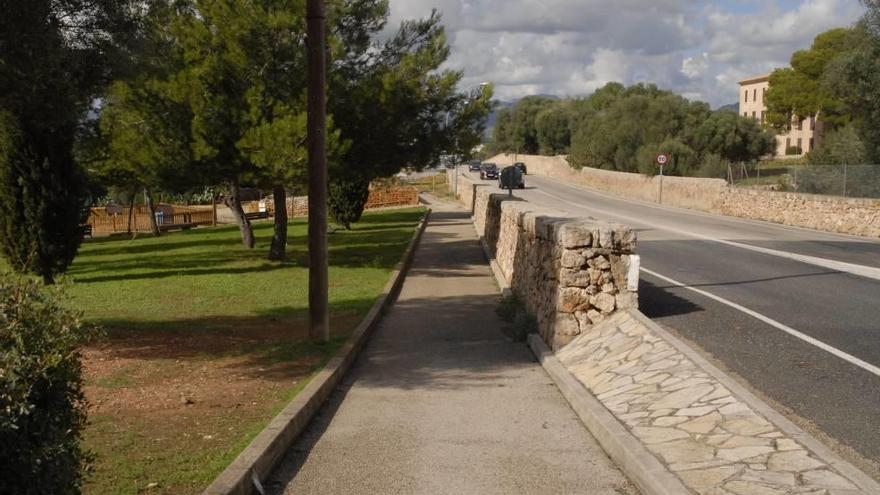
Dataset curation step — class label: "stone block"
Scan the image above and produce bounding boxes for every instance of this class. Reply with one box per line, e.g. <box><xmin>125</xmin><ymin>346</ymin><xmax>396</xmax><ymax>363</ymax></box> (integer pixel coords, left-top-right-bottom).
<box><xmin>558</xmin><ymin>222</ymin><xmax>594</xmax><ymax>248</ymax></box>
<box><xmin>558</xmin><ymin>287</ymin><xmax>590</xmax><ymax>313</ymax></box>
<box><xmin>560</xmin><ymin>268</ymin><xmax>591</xmax><ymax>288</ymax></box>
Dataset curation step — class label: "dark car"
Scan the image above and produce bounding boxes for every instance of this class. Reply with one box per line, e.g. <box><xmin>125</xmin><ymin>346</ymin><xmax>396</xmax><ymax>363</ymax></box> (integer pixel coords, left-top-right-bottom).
<box><xmin>480</xmin><ymin>163</ymin><xmax>499</xmax><ymax>180</ymax></box>
<box><xmin>513</xmin><ymin>162</ymin><xmax>527</xmax><ymax>175</ymax></box>
<box><xmin>499</xmin><ymin>166</ymin><xmax>525</xmax><ymax>189</ymax></box>
<box><xmin>468</xmin><ymin>160</ymin><xmax>482</xmax><ymax>172</ymax></box>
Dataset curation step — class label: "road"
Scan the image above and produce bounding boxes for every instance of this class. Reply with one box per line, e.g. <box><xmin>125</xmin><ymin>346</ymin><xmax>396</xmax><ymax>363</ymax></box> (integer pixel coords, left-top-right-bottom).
<box><xmin>463</xmin><ymin>168</ymin><xmax>880</xmax><ymax>477</ymax></box>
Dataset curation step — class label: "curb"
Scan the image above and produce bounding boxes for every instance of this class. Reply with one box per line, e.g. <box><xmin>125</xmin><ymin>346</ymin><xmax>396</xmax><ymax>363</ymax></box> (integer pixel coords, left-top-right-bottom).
<box><xmin>527</xmin><ymin>334</ymin><xmax>690</xmax><ymax>495</ymax></box>
<box><xmin>203</xmin><ymin>209</ymin><xmax>431</xmax><ymax>495</ymax></box>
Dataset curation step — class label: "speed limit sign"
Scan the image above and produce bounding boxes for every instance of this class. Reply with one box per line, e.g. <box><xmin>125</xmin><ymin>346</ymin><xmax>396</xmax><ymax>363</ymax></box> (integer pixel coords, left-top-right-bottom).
<box><xmin>656</xmin><ymin>153</ymin><xmax>669</xmax><ymax>166</ymax></box>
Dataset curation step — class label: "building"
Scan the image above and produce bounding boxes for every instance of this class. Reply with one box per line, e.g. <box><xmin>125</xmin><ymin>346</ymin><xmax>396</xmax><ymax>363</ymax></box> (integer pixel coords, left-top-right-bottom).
<box><xmin>738</xmin><ymin>73</ymin><xmax>822</xmax><ymax>158</ymax></box>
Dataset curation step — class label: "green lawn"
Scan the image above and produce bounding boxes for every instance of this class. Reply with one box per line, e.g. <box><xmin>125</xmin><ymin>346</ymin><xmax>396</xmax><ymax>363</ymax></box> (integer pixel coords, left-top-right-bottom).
<box><xmin>48</xmin><ymin>207</ymin><xmax>425</xmax><ymax>495</ymax></box>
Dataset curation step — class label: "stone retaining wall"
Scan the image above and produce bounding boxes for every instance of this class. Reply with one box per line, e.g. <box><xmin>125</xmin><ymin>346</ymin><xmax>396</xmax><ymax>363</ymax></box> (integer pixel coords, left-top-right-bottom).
<box><xmin>452</xmin><ymin>174</ymin><xmax>640</xmax><ymax>349</ymax></box>
<box><xmin>488</xmin><ymin>153</ymin><xmax>880</xmax><ymax>238</ymax></box>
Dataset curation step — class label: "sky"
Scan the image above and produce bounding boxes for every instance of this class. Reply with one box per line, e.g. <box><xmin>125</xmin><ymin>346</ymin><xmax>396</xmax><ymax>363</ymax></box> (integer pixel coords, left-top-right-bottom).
<box><xmin>383</xmin><ymin>0</ymin><xmax>867</xmax><ymax>107</ymax></box>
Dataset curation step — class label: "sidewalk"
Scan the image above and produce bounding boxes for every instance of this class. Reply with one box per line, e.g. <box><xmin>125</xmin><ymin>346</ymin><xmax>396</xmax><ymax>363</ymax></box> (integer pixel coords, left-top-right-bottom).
<box><xmin>265</xmin><ymin>201</ymin><xmax>637</xmax><ymax>494</ymax></box>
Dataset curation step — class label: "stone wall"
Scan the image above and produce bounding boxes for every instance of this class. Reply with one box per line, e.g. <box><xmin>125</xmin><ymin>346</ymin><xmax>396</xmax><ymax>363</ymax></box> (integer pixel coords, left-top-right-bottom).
<box><xmin>488</xmin><ymin>153</ymin><xmax>880</xmax><ymax>238</ymax></box>
<box><xmin>453</xmin><ymin>174</ymin><xmax>640</xmax><ymax>350</ymax></box>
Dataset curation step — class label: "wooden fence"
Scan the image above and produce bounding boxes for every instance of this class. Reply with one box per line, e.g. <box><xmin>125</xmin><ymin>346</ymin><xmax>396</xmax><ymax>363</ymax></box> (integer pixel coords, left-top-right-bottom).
<box><xmin>251</xmin><ymin>186</ymin><xmax>419</xmax><ymax>219</ymax></box>
<box><xmin>87</xmin><ymin>206</ymin><xmax>214</xmax><ymax>236</ymax></box>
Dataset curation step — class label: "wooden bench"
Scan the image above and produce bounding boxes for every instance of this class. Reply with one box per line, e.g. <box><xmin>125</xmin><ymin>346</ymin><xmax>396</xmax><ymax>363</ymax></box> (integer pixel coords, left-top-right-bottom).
<box><xmin>244</xmin><ymin>211</ymin><xmax>269</xmax><ymax>221</ymax></box>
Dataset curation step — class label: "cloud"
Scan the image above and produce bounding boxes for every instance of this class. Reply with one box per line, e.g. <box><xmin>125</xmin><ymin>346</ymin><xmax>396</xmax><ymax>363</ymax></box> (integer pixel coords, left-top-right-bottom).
<box><xmin>385</xmin><ymin>0</ymin><xmax>866</xmax><ymax>106</ymax></box>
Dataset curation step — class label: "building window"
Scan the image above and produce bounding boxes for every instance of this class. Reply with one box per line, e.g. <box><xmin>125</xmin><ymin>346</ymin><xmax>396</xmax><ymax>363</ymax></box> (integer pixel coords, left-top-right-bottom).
<box><xmin>810</xmin><ymin>116</ymin><xmax>816</xmax><ymax>130</ymax></box>
<box><xmin>743</xmin><ymin>112</ymin><xmax>748</xmax><ymax>117</ymax></box>
<box><xmin>753</xmin><ymin>89</ymin><xmax>757</xmax><ymax>101</ymax></box>
<box><xmin>796</xmin><ymin>118</ymin><xmax>803</xmax><ymax>131</ymax></box>
<box><xmin>797</xmin><ymin>138</ymin><xmax>802</xmax><ymax>150</ymax></box>
<box><xmin>809</xmin><ymin>138</ymin><xmax>814</xmax><ymax>151</ymax></box>
<box><xmin>744</xmin><ymin>91</ymin><xmax>748</xmax><ymax>103</ymax></box>
<box><xmin>786</xmin><ymin>137</ymin><xmax>791</xmax><ymax>149</ymax></box>
<box><xmin>761</xmin><ymin>111</ymin><xmax>766</xmax><ymax>124</ymax></box>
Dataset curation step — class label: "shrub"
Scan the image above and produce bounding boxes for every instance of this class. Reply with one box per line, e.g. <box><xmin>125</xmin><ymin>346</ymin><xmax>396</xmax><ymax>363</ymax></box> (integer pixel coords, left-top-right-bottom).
<box><xmin>329</xmin><ymin>177</ymin><xmax>371</xmax><ymax>230</ymax></box>
<box><xmin>785</xmin><ymin>146</ymin><xmax>803</xmax><ymax>156</ymax></box>
<box><xmin>0</xmin><ymin>275</ymin><xmax>93</xmax><ymax>494</ymax></box>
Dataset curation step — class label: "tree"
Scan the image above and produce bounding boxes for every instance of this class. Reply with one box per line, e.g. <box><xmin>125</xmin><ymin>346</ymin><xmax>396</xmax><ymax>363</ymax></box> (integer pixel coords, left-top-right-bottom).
<box><xmin>96</xmin><ymin>80</ymin><xmax>195</xmax><ymax>237</ymax></box>
<box><xmin>824</xmin><ymin>1</ymin><xmax>880</xmax><ymax>162</ymax></box>
<box><xmin>535</xmin><ymin>104</ymin><xmax>571</xmax><ymax>155</ymax></box>
<box><xmin>568</xmin><ymin>83</ymin><xmax>771</xmax><ymax>173</ymax></box>
<box><xmin>765</xmin><ymin>28</ymin><xmax>858</xmax><ymax>130</ymax></box>
<box><xmin>327</xmin><ymin>9</ymin><xmax>493</xmax><ymax>228</ymax></box>
<box><xmin>0</xmin><ymin>0</ymin><xmax>136</xmax><ymax>283</ymax></box>
<box><xmin>691</xmin><ymin>110</ymin><xmax>776</xmax><ymax>163</ymax></box>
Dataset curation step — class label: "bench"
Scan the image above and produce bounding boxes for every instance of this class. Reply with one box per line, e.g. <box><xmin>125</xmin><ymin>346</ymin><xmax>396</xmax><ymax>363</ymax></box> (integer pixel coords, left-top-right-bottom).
<box><xmin>81</xmin><ymin>224</ymin><xmax>93</xmax><ymax>238</ymax></box>
<box><xmin>244</xmin><ymin>211</ymin><xmax>270</xmax><ymax>221</ymax></box>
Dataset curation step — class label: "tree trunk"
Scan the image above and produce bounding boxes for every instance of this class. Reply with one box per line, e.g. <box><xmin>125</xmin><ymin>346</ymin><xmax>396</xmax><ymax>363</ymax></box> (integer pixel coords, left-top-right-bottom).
<box><xmin>126</xmin><ymin>192</ymin><xmax>136</xmax><ymax>237</ymax></box>
<box><xmin>144</xmin><ymin>187</ymin><xmax>160</xmax><ymax>237</ymax></box>
<box><xmin>268</xmin><ymin>186</ymin><xmax>287</xmax><ymax>260</ymax></box>
<box><xmin>224</xmin><ymin>179</ymin><xmax>254</xmax><ymax>249</ymax></box>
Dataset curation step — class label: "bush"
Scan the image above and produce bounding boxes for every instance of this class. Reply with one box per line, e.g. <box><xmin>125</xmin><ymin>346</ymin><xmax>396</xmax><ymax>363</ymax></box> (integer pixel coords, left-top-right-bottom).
<box><xmin>0</xmin><ymin>275</ymin><xmax>93</xmax><ymax>494</ymax></box>
<box><xmin>785</xmin><ymin>146</ymin><xmax>803</xmax><ymax>156</ymax></box>
<box><xmin>328</xmin><ymin>177</ymin><xmax>371</xmax><ymax>230</ymax></box>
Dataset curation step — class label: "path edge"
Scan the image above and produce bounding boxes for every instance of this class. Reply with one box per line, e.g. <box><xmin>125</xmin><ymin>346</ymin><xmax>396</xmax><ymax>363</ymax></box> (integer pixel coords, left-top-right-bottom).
<box><xmin>202</xmin><ymin>208</ymin><xmax>431</xmax><ymax>495</ymax></box>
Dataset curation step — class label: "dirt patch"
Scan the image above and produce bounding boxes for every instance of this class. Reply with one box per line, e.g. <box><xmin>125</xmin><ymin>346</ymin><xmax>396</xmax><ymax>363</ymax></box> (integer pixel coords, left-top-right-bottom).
<box><xmin>81</xmin><ymin>318</ymin><xmax>357</xmax><ymax>495</ymax></box>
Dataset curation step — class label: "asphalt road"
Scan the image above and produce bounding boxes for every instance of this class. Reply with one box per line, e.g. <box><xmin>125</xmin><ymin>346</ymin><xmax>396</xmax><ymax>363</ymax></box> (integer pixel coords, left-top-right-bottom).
<box><xmin>464</xmin><ymin>168</ymin><xmax>880</xmax><ymax>477</ymax></box>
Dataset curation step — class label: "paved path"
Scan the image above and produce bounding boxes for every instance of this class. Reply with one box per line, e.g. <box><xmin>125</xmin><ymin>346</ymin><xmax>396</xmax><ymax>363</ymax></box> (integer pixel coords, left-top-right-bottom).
<box><xmin>266</xmin><ymin>202</ymin><xmax>636</xmax><ymax>495</ymax></box>
<box><xmin>463</xmin><ymin>169</ymin><xmax>880</xmax><ymax>477</ymax></box>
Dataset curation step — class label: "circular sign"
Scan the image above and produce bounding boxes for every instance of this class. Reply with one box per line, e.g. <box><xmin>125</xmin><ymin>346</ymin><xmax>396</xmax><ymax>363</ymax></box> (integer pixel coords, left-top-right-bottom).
<box><xmin>656</xmin><ymin>153</ymin><xmax>669</xmax><ymax>166</ymax></box>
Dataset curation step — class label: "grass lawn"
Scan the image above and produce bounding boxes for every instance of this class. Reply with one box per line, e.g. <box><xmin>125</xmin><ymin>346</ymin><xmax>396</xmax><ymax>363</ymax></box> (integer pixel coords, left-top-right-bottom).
<box><xmin>54</xmin><ymin>207</ymin><xmax>425</xmax><ymax>494</ymax></box>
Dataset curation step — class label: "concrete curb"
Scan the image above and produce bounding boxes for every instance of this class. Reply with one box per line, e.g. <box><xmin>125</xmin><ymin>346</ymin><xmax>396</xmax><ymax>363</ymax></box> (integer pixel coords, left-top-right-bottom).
<box><xmin>527</xmin><ymin>334</ymin><xmax>690</xmax><ymax>495</ymax></box>
<box><xmin>202</xmin><ymin>209</ymin><xmax>431</xmax><ymax>495</ymax></box>
<box><xmin>628</xmin><ymin>310</ymin><xmax>880</xmax><ymax>494</ymax></box>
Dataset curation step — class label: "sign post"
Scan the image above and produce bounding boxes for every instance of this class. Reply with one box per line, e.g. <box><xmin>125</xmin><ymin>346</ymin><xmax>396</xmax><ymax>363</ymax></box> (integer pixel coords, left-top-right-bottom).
<box><xmin>656</xmin><ymin>153</ymin><xmax>669</xmax><ymax>204</ymax></box>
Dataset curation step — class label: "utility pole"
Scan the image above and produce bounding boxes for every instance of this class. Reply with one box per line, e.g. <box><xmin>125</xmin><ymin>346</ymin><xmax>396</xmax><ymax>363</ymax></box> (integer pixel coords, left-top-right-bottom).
<box><xmin>307</xmin><ymin>0</ymin><xmax>329</xmax><ymax>342</ymax></box>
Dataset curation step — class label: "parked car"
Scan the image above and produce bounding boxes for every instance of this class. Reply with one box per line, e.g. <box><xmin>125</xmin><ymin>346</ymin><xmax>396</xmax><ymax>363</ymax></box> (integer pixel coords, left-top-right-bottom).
<box><xmin>480</xmin><ymin>163</ymin><xmax>499</xmax><ymax>180</ymax></box>
<box><xmin>513</xmin><ymin>162</ymin><xmax>527</xmax><ymax>175</ymax></box>
<box><xmin>468</xmin><ymin>160</ymin><xmax>482</xmax><ymax>172</ymax></box>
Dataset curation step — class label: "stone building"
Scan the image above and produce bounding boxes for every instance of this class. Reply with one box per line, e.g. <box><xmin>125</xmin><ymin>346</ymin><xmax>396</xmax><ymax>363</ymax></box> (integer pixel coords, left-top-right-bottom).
<box><xmin>738</xmin><ymin>73</ymin><xmax>823</xmax><ymax>158</ymax></box>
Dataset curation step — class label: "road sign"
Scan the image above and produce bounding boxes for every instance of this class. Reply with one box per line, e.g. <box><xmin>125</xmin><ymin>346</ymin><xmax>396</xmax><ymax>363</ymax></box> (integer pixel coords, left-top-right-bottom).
<box><xmin>656</xmin><ymin>153</ymin><xmax>669</xmax><ymax>166</ymax></box>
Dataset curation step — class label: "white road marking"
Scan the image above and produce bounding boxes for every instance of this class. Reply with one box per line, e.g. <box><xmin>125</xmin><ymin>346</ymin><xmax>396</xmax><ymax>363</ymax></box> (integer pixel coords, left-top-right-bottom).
<box><xmin>528</xmin><ymin>188</ymin><xmax>880</xmax><ymax>282</ymax></box>
<box><xmin>641</xmin><ymin>266</ymin><xmax>880</xmax><ymax>378</ymax></box>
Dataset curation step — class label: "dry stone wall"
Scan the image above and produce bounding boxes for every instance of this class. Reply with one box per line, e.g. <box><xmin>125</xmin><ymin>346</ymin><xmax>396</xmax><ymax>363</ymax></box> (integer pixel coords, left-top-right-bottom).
<box><xmin>453</xmin><ymin>175</ymin><xmax>640</xmax><ymax>350</ymax></box>
<box><xmin>489</xmin><ymin>153</ymin><xmax>880</xmax><ymax>238</ymax></box>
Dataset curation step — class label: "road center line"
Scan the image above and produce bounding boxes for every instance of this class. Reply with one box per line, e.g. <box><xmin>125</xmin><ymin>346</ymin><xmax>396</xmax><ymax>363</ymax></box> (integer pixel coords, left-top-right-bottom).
<box><xmin>640</xmin><ymin>266</ymin><xmax>880</xmax><ymax>378</ymax></box>
<box><xmin>527</xmin><ymin>187</ymin><xmax>880</xmax><ymax>282</ymax></box>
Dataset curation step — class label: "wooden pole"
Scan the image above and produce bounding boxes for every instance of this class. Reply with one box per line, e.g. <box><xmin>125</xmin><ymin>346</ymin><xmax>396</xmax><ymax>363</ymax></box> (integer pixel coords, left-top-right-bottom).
<box><xmin>307</xmin><ymin>0</ymin><xmax>329</xmax><ymax>342</ymax></box>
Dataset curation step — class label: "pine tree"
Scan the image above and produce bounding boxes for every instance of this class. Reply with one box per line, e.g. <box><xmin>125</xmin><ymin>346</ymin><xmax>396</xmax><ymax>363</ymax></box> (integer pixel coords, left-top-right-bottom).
<box><xmin>0</xmin><ymin>1</ymin><xmax>135</xmax><ymax>283</ymax></box>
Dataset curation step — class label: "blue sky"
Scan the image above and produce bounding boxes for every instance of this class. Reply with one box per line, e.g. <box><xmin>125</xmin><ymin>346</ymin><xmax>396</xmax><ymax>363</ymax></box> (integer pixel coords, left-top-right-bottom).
<box><xmin>386</xmin><ymin>0</ymin><xmax>867</xmax><ymax>107</ymax></box>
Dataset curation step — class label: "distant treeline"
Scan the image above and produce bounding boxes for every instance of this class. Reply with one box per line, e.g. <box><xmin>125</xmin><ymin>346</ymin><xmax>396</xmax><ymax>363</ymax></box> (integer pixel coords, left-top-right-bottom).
<box><xmin>488</xmin><ymin>83</ymin><xmax>776</xmax><ymax>177</ymax></box>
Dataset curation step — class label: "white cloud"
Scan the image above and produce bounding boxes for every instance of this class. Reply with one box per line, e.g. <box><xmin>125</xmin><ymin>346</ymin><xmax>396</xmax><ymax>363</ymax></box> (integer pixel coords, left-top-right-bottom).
<box><xmin>386</xmin><ymin>0</ymin><xmax>866</xmax><ymax>106</ymax></box>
